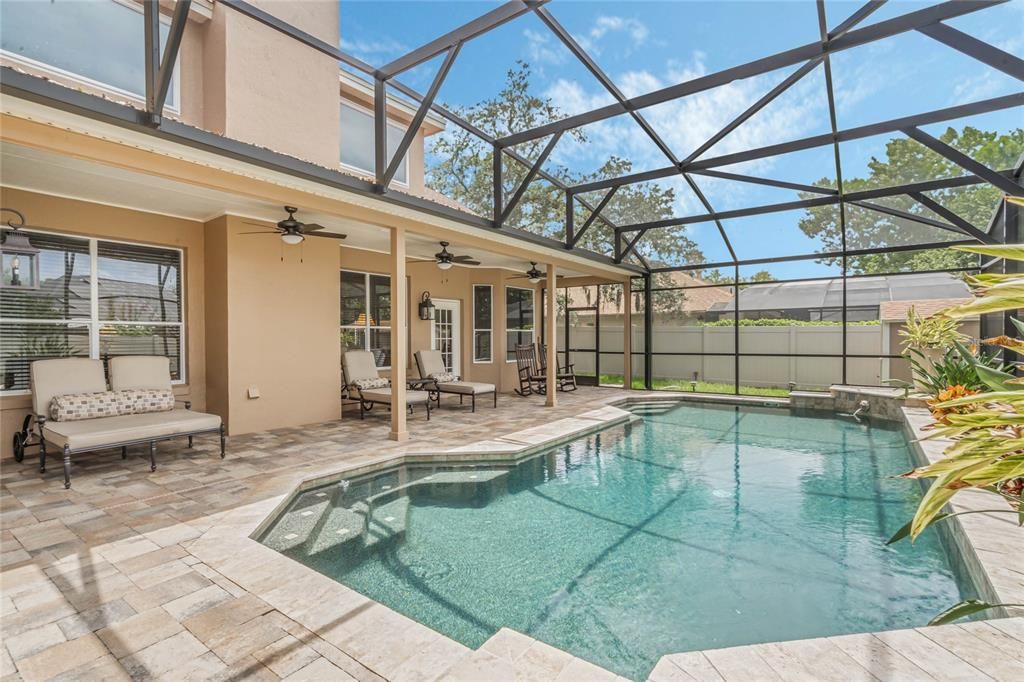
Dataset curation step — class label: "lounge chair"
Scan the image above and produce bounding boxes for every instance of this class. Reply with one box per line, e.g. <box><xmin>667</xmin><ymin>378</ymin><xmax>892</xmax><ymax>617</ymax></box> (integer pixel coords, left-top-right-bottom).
<box><xmin>414</xmin><ymin>349</ymin><xmax>496</xmax><ymax>412</ymax></box>
<box><xmin>31</xmin><ymin>356</ymin><xmax>224</xmax><ymax>489</ymax></box>
<box><xmin>342</xmin><ymin>350</ymin><xmax>432</xmax><ymax>420</ymax></box>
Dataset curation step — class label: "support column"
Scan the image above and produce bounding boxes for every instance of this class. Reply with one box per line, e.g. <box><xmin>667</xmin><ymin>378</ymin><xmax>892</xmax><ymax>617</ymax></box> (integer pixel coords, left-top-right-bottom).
<box><xmin>545</xmin><ymin>264</ymin><xmax>558</xmax><ymax>408</ymax></box>
<box><xmin>622</xmin><ymin>278</ymin><xmax>631</xmax><ymax>391</ymax></box>
<box><xmin>389</xmin><ymin>227</ymin><xmax>408</xmax><ymax>441</ymax></box>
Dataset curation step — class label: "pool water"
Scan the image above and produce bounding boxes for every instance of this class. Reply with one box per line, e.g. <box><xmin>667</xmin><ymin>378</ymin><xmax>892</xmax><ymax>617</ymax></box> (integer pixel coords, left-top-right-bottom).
<box><xmin>260</xmin><ymin>403</ymin><xmax>975</xmax><ymax>680</ymax></box>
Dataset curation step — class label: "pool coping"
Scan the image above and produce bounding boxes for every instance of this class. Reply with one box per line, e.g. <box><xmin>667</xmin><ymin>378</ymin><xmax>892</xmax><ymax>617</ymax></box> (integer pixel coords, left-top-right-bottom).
<box><xmin>186</xmin><ymin>396</ymin><xmax>1020</xmax><ymax>682</ymax></box>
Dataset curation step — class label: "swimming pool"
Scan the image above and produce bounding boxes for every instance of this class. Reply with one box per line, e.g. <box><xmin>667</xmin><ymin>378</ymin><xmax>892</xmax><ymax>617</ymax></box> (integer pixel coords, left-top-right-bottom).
<box><xmin>259</xmin><ymin>402</ymin><xmax>976</xmax><ymax>679</ymax></box>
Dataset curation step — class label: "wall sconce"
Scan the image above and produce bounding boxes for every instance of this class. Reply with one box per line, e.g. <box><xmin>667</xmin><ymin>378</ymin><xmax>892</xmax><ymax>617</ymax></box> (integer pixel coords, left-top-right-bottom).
<box><xmin>1</xmin><ymin>209</ymin><xmax>40</xmax><ymax>290</ymax></box>
<box><xmin>418</xmin><ymin>291</ymin><xmax>436</xmax><ymax>320</ymax></box>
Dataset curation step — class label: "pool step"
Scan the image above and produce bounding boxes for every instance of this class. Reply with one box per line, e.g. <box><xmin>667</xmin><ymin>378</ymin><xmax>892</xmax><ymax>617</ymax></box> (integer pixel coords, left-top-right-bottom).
<box><xmin>272</xmin><ymin>469</ymin><xmax>512</xmax><ymax>558</ymax></box>
<box><xmin>627</xmin><ymin>401</ymin><xmax>677</xmax><ymax>416</ymax></box>
<box><xmin>260</xmin><ymin>491</ymin><xmax>332</xmax><ymax>553</ymax></box>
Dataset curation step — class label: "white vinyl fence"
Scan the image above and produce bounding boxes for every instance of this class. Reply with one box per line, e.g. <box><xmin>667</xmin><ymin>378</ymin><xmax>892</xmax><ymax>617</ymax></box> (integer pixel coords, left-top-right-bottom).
<box><xmin>561</xmin><ymin>324</ymin><xmax>900</xmax><ymax>389</ymax></box>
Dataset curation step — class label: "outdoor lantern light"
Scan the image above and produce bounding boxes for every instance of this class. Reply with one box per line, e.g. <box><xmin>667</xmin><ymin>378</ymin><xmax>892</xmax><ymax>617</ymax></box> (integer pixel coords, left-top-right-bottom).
<box><xmin>1</xmin><ymin>209</ymin><xmax>40</xmax><ymax>290</ymax></box>
<box><xmin>419</xmin><ymin>291</ymin><xmax>436</xmax><ymax>320</ymax></box>
<box><xmin>281</xmin><ymin>231</ymin><xmax>304</xmax><ymax>245</ymax></box>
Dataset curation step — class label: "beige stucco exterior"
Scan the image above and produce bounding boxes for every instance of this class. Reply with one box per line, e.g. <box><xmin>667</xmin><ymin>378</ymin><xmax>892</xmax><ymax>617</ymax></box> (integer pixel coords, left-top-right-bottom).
<box><xmin>203</xmin><ymin>215</ymin><xmax>342</xmax><ymax>435</ymax></box>
<box><xmin>0</xmin><ymin>186</ymin><xmax>208</xmax><ymax>442</ymax></box>
<box><xmin>0</xmin><ymin>2</ymin><xmax>631</xmax><ymax>439</ymax></box>
<box><xmin>0</xmin><ymin>0</ymin><xmax>439</xmax><ymax>175</ymax></box>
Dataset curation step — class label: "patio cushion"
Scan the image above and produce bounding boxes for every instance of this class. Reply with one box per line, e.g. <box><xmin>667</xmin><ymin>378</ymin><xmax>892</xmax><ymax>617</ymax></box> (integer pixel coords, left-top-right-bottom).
<box><xmin>430</xmin><ymin>372</ymin><xmax>458</xmax><ymax>383</ymax></box>
<box><xmin>415</xmin><ymin>349</ymin><xmax>446</xmax><ymax>378</ymax></box>
<box><xmin>343</xmin><ymin>351</ymin><xmax>381</xmax><ymax>384</ymax></box>
<box><xmin>51</xmin><ymin>391</ymin><xmax>132</xmax><ymax>421</ymax></box>
<box><xmin>31</xmin><ymin>358</ymin><xmax>107</xmax><ymax>417</ymax></box>
<box><xmin>41</xmin><ymin>409</ymin><xmax>221</xmax><ymax>451</ymax></box>
<box><xmin>109</xmin><ymin>356</ymin><xmax>173</xmax><ymax>391</ymax></box>
<box><xmin>122</xmin><ymin>388</ymin><xmax>176</xmax><ymax>414</ymax></box>
<box><xmin>435</xmin><ymin>381</ymin><xmax>495</xmax><ymax>395</ymax></box>
<box><xmin>354</xmin><ymin>377</ymin><xmax>389</xmax><ymax>390</ymax></box>
<box><xmin>360</xmin><ymin>388</ymin><xmax>430</xmax><ymax>405</ymax></box>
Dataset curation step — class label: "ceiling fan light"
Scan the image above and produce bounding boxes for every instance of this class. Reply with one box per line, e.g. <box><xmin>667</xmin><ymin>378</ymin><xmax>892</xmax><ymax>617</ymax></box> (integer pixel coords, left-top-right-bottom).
<box><xmin>281</xmin><ymin>232</ymin><xmax>304</xmax><ymax>245</ymax></box>
<box><xmin>528</xmin><ymin>276</ymin><xmax>542</xmax><ymax>284</ymax></box>
<box><xmin>437</xmin><ymin>260</ymin><xmax>453</xmax><ymax>270</ymax></box>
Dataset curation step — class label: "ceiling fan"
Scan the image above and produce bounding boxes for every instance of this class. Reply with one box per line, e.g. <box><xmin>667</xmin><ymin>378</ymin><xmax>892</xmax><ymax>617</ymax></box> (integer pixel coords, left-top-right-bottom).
<box><xmin>510</xmin><ymin>262</ymin><xmax>565</xmax><ymax>284</ymax></box>
<box><xmin>434</xmin><ymin>241</ymin><xmax>479</xmax><ymax>270</ymax></box>
<box><xmin>242</xmin><ymin>206</ymin><xmax>346</xmax><ymax>245</ymax></box>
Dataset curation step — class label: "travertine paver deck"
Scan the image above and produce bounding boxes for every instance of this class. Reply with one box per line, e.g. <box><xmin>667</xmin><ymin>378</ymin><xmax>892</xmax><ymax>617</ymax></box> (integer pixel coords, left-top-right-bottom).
<box><xmin>1</xmin><ymin>388</ymin><xmax>638</xmax><ymax>680</ymax></box>
<box><xmin>2</xmin><ymin>389</ymin><xmax>1020</xmax><ymax>681</ymax></box>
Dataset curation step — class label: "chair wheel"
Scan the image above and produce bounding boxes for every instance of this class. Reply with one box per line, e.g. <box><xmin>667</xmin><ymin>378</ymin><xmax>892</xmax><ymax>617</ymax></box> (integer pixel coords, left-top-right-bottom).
<box><xmin>12</xmin><ymin>432</ymin><xmax>25</xmax><ymax>463</ymax></box>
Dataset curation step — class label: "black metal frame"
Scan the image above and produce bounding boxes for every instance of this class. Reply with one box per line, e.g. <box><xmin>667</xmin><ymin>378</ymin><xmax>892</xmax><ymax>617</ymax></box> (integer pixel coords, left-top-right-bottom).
<box><xmin>2</xmin><ymin>0</ymin><xmax>1021</xmax><ymax>398</ymax></box>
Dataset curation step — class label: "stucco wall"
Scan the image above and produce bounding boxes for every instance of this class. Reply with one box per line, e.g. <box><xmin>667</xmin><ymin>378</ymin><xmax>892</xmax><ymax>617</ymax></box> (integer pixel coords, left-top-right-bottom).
<box><xmin>338</xmin><ymin>246</ymin><xmax>544</xmax><ymax>393</ymax></box>
<box><xmin>207</xmin><ymin>0</ymin><xmax>341</xmax><ymax>169</ymax></box>
<box><xmin>0</xmin><ymin>188</ymin><xmax>207</xmax><ymax>442</ymax></box>
<box><xmin>203</xmin><ymin>215</ymin><xmax>341</xmax><ymax>435</ymax></box>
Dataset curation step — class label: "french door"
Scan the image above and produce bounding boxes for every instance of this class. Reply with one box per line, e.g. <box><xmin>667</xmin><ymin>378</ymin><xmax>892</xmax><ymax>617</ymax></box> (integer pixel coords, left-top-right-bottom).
<box><xmin>431</xmin><ymin>299</ymin><xmax>461</xmax><ymax>375</ymax></box>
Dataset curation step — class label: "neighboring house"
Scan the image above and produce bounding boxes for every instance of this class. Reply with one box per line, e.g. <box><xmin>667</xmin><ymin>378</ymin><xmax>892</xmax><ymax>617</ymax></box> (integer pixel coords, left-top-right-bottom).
<box><xmin>706</xmin><ymin>272</ymin><xmax>972</xmax><ymax>322</ymax></box>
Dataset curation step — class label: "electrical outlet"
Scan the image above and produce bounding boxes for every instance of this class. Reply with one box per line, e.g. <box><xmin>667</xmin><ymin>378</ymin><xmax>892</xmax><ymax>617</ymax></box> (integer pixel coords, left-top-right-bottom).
<box><xmin>247</xmin><ymin>386</ymin><xmax>261</xmax><ymax>399</ymax></box>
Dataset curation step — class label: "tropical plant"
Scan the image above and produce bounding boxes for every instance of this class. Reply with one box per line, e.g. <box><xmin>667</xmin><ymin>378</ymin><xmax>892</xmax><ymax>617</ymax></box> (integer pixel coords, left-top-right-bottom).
<box><xmin>900</xmin><ymin>306</ymin><xmax>965</xmax><ymax>350</ymax></box>
<box><xmin>907</xmin><ymin>345</ymin><xmax>1010</xmax><ymax>399</ymax></box>
<box><xmin>889</xmin><ymin>243</ymin><xmax>1024</xmax><ymax>623</ymax></box>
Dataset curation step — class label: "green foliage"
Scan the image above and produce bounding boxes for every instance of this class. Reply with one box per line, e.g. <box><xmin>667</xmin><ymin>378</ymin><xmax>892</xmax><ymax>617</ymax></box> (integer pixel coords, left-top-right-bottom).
<box><xmin>426</xmin><ymin>61</ymin><xmax>702</xmax><ymax>269</ymax></box>
<box><xmin>928</xmin><ymin>599</ymin><xmax>1024</xmax><ymax>626</ymax></box>
<box><xmin>702</xmin><ymin>318</ymin><xmax>878</xmax><ymax>327</ymax></box>
<box><xmin>906</xmin><ymin>345</ymin><xmax>1010</xmax><ymax>398</ymax></box>
<box><xmin>896</xmin><ymin>243</ymin><xmax>1024</xmax><ymax>542</ymax></box>
<box><xmin>900</xmin><ymin>306</ymin><xmax>966</xmax><ymax>350</ymax></box>
<box><xmin>798</xmin><ymin>126</ymin><xmax>1024</xmax><ymax>274</ymax></box>
<box><xmin>598</xmin><ymin>374</ymin><xmax>790</xmax><ymax>396</ymax></box>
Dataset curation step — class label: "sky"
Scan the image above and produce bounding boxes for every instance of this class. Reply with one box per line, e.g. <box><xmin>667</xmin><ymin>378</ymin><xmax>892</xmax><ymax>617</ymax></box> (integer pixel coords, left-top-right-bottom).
<box><xmin>338</xmin><ymin>1</ymin><xmax>1024</xmax><ymax>278</ymax></box>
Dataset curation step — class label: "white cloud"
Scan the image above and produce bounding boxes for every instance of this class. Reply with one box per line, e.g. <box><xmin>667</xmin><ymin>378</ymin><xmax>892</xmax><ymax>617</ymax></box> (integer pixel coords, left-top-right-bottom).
<box><xmin>575</xmin><ymin>15</ymin><xmax>652</xmax><ymax>56</ymax></box>
<box><xmin>543</xmin><ymin>51</ymin><xmax>830</xmax><ymax>217</ymax></box>
<box><xmin>523</xmin><ymin>28</ymin><xmax>565</xmax><ymax>66</ymax></box>
<box><xmin>340</xmin><ymin>36</ymin><xmax>409</xmax><ymax>62</ymax></box>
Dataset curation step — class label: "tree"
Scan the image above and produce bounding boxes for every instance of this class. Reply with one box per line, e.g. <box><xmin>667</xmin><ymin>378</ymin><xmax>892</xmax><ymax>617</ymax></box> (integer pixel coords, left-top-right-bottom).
<box><xmin>748</xmin><ymin>270</ymin><xmax>776</xmax><ymax>282</ymax></box>
<box><xmin>426</xmin><ymin>62</ymin><xmax>703</xmax><ymax>268</ymax></box>
<box><xmin>798</xmin><ymin>126</ymin><xmax>1024</xmax><ymax>274</ymax></box>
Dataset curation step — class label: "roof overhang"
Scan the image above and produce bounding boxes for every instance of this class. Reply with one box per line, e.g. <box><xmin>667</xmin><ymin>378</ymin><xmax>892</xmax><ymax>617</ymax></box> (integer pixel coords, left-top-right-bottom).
<box><xmin>0</xmin><ymin>68</ymin><xmax>639</xmax><ymax>281</ymax></box>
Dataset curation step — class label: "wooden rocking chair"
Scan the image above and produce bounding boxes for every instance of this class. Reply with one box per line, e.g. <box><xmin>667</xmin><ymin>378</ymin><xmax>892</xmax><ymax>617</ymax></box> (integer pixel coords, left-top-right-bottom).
<box><xmin>538</xmin><ymin>343</ymin><xmax>578</xmax><ymax>392</ymax></box>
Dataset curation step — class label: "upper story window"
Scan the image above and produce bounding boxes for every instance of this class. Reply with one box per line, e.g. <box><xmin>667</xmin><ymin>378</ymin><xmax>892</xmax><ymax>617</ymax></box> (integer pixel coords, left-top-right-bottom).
<box><xmin>0</xmin><ymin>229</ymin><xmax>185</xmax><ymax>394</ymax></box>
<box><xmin>0</xmin><ymin>0</ymin><xmax>179</xmax><ymax>111</ymax></box>
<box><xmin>340</xmin><ymin>102</ymin><xmax>408</xmax><ymax>185</ymax></box>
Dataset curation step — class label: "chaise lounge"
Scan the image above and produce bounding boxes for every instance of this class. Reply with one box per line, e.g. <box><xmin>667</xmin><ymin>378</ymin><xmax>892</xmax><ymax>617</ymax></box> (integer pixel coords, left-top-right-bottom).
<box><xmin>30</xmin><ymin>356</ymin><xmax>224</xmax><ymax>489</ymax></box>
<box><xmin>414</xmin><ymin>349</ymin><xmax>497</xmax><ymax>412</ymax></box>
<box><xmin>342</xmin><ymin>350</ymin><xmax>433</xmax><ymax>420</ymax></box>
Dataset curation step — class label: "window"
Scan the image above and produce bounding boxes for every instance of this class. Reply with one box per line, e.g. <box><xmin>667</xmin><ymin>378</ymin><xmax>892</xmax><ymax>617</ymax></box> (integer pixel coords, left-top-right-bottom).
<box><xmin>505</xmin><ymin>286</ymin><xmax>534</xmax><ymax>362</ymax></box>
<box><xmin>472</xmin><ymin>285</ymin><xmax>492</xmax><ymax>363</ymax></box>
<box><xmin>0</xmin><ymin>0</ymin><xmax>179</xmax><ymax>110</ymax></box>
<box><xmin>0</xmin><ymin>229</ymin><xmax>184</xmax><ymax>394</ymax></box>
<box><xmin>340</xmin><ymin>102</ymin><xmax>408</xmax><ymax>185</ymax></box>
<box><xmin>341</xmin><ymin>270</ymin><xmax>392</xmax><ymax>367</ymax></box>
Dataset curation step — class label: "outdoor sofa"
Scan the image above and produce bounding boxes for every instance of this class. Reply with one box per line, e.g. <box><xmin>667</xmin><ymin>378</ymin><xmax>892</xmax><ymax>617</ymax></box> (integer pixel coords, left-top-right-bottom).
<box><xmin>30</xmin><ymin>356</ymin><xmax>224</xmax><ymax>489</ymax></box>
<box><xmin>342</xmin><ymin>350</ymin><xmax>432</xmax><ymax>420</ymax></box>
<box><xmin>414</xmin><ymin>349</ymin><xmax>497</xmax><ymax>411</ymax></box>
